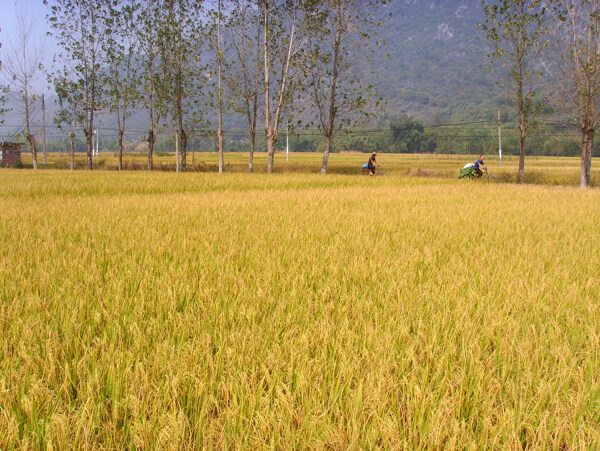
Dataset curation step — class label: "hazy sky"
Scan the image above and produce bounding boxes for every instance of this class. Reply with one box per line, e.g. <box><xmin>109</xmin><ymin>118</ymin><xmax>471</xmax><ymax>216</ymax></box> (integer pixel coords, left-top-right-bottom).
<box><xmin>1</xmin><ymin>0</ymin><xmax>57</xmax><ymax>92</ymax></box>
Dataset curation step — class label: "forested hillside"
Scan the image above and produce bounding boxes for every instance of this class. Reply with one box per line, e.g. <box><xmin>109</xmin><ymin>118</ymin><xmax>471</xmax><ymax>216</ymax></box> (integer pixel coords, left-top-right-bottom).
<box><xmin>0</xmin><ymin>0</ymin><xmax>500</xmax><ymax>131</ymax></box>
<box><xmin>374</xmin><ymin>0</ymin><xmax>498</xmax><ymax>122</ymax></box>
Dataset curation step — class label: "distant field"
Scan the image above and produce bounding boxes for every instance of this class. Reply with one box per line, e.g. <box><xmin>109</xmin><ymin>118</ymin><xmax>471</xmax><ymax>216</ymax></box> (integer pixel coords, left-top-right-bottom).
<box><xmin>18</xmin><ymin>151</ymin><xmax>599</xmax><ymax>186</ymax></box>
<box><xmin>1</xmin><ymin>171</ymin><xmax>599</xmax><ymax>448</ymax></box>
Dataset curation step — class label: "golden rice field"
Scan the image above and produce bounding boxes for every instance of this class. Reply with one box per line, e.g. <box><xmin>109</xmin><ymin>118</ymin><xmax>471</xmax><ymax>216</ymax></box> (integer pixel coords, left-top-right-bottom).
<box><xmin>1</xmin><ymin>167</ymin><xmax>599</xmax><ymax>449</ymax></box>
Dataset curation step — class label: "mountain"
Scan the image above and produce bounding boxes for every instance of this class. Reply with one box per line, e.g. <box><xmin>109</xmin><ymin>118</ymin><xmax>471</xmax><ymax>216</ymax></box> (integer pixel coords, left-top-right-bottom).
<box><xmin>372</xmin><ymin>0</ymin><xmax>499</xmax><ymax>123</ymax></box>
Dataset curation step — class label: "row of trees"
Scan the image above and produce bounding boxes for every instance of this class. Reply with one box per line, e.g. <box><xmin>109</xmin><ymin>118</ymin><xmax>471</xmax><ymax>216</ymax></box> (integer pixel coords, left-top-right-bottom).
<box><xmin>3</xmin><ymin>1</ymin><xmax>599</xmax><ymax>187</ymax></box>
<box><xmin>38</xmin><ymin>0</ymin><xmax>385</xmax><ymax>174</ymax></box>
<box><xmin>41</xmin><ymin>114</ymin><xmax>590</xmax><ymax>157</ymax></box>
<box><xmin>481</xmin><ymin>0</ymin><xmax>600</xmax><ymax>188</ymax></box>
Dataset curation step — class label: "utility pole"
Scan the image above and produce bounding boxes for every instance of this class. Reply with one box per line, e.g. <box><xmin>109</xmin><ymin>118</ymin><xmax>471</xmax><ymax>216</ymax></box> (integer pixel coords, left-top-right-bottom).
<box><xmin>286</xmin><ymin>123</ymin><xmax>289</xmax><ymax>163</ymax></box>
<box><xmin>191</xmin><ymin>129</ymin><xmax>195</xmax><ymax>163</ymax></box>
<box><xmin>89</xmin><ymin>110</ymin><xmax>94</xmax><ymax>160</ymax></box>
<box><xmin>175</xmin><ymin>130</ymin><xmax>180</xmax><ymax>172</ymax></box>
<box><xmin>91</xmin><ymin>110</ymin><xmax>105</xmax><ymax>158</ymax></box>
<box><xmin>217</xmin><ymin>0</ymin><xmax>224</xmax><ymax>174</ymax></box>
<box><xmin>42</xmin><ymin>94</ymin><xmax>47</xmax><ymax>168</ymax></box>
<box><xmin>497</xmin><ymin>109</ymin><xmax>503</xmax><ymax>167</ymax></box>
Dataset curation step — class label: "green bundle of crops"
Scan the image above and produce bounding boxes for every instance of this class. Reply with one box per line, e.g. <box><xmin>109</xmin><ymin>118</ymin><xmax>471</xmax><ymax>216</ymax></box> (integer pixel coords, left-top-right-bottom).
<box><xmin>458</xmin><ymin>165</ymin><xmax>476</xmax><ymax>178</ymax></box>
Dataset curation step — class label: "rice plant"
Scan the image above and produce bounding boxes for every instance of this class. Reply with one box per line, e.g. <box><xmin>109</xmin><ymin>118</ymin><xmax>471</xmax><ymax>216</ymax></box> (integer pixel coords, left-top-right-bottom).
<box><xmin>1</xmin><ymin>170</ymin><xmax>599</xmax><ymax>448</ymax></box>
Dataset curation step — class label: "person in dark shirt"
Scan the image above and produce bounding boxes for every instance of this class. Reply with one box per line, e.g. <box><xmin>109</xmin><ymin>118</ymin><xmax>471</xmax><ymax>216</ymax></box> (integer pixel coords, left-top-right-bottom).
<box><xmin>474</xmin><ymin>155</ymin><xmax>487</xmax><ymax>178</ymax></box>
<box><xmin>367</xmin><ymin>151</ymin><xmax>379</xmax><ymax>175</ymax></box>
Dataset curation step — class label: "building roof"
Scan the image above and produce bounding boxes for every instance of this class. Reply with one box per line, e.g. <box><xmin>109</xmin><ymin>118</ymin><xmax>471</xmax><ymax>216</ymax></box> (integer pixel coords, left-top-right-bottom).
<box><xmin>1</xmin><ymin>141</ymin><xmax>24</xmax><ymax>148</ymax></box>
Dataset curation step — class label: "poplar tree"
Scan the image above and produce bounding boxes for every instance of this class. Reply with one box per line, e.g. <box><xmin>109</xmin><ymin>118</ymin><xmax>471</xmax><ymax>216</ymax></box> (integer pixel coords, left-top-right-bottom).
<box><xmin>214</xmin><ymin>0</ymin><xmax>226</xmax><ymax>172</ymax></box>
<box><xmin>548</xmin><ymin>1</ymin><xmax>600</xmax><ymax>188</ymax></box>
<box><xmin>480</xmin><ymin>0</ymin><xmax>547</xmax><ymax>183</ymax></box>
<box><xmin>138</xmin><ymin>0</ymin><xmax>166</xmax><ymax>171</ymax></box>
<box><xmin>224</xmin><ymin>0</ymin><xmax>263</xmax><ymax>172</ymax></box>
<box><xmin>159</xmin><ymin>0</ymin><xmax>204</xmax><ymax>172</ymax></box>
<box><xmin>2</xmin><ymin>8</ymin><xmax>45</xmax><ymax>169</ymax></box>
<box><xmin>302</xmin><ymin>0</ymin><xmax>386</xmax><ymax>174</ymax></box>
<box><xmin>262</xmin><ymin>0</ymin><xmax>305</xmax><ymax>174</ymax></box>
<box><xmin>103</xmin><ymin>0</ymin><xmax>141</xmax><ymax>171</ymax></box>
<box><xmin>46</xmin><ymin>0</ymin><xmax>107</xmax><ymax>170</ymax></box>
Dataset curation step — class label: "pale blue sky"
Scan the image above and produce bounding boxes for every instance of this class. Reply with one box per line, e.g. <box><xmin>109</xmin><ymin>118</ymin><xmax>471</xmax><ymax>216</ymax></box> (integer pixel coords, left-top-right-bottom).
<box><xmin>1</xmin><ymin>0</ymin><xmax>57</xmax><ymax>92</ymax></box>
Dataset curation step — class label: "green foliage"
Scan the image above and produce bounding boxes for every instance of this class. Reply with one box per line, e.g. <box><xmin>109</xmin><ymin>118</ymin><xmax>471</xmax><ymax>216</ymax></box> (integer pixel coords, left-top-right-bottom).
<box><xmin>479</xmin><ymin>0</ymin><xmax>547</xmax><ymax>119</ymax></box>
<box><xmin>298</xmin><ymin>0</ymin><xmax>388</xmax><ymax>172</ymax></box>
<box><xmin>0</xmin><ymin>84</ymin><xmax>10</xmax><ymax>125</ymax></box>
<box><xmin>157</xmin><ymin>0</ymin><xmax>205</xmax><ymax>131</ymax></box>
<box><xmin>46</xmin><ymin>0</ymin><xmax>110</xmax><ymax>169</ymax></box>
<box><xmin>102</xmin><ymin>0</ymin><xmax>141</xmax><ymax>140</ymax></box>
<box><xmin>458</xmin><ymin>165</ymin><xmax>477</xmax><ymax>178</ymax></box>
<box><xmin>390</xmin><ymin>115</ymin><xmax>429</xmax><ymax>153</ymax></box>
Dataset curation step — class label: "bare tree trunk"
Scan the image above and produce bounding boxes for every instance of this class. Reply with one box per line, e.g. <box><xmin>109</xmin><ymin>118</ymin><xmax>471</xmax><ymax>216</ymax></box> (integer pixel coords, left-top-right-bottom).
<box><xmin>267</xmin><ymin>134</ymin><xmax>276</xmax><ymax>173</ymax></box>
<box><xmin>118</xmin><ymin>130</ymin><xmax>124</xmax><ymax>171</ymax></box>
<box><xmin>25</xmin><ymin>97</ymin><xmax>38</xmax><ymax>169</ymax></box>
<box><xmin>319</xmin><ymin>3</ymin><xmax>343</xmax><ymax>175</ymax></box>
<box><xmin>518</xmin><ymin>121</ymin><xmax>526</xmax><ymax>184</ymax></box>
<box><xmin>180</xmin><ymin>128</ymin><xmax>187</xmax><ymax>171</ymax></box>
<box><xmin>581</xmin><ymin>127</ymin><xmax>594</xmax><ymax>188</ymax></box>
<box><xmin>84</xmin><ymin>129</ymin><xmax>93</xmax><ymax>170</ymax></box>
<box><xmin>217</xmin><ymin>0</ymin><xmax>224</xmax><ymax>174</ymax></box>
<box><xmin>263</xmin><ymin>2</ymin><xmax>295</xmax><ymax>174</ymax></box>
<box><xmin>70</xmin><ymin>132</ymin><xmax>75</xmax><ymax>170</ymax></box>
<box><xmin>516</xmin><ymin>55</ymin><xmax>526</xmax><ymax>184</ymax></box>
<box><xmin>146</xmin><ymin>31</ymin><xmax>157</xmax><ymax>173</ymax></box>
<box><xmin>246</xmin><ymin>10</ymin><xmax>260</xmax><ymax>174</ymax></box>
<box><xmin>218</xmin><ymin>127</ymin><xmax>224</xmax><ymax>173</ymax></box>
<box><xmin>248</xmin><ymin>130</ymin><xmax>256</xmax><ymax>172</ymax></box>
<box><xmin>42</xmin><ymin>94</ymin><xmax>47</xmax><ymax>168</ymax></box>
<box><xmin>191</xmin><ymin>130</ymin><xmax>195</xmax><ymax>163</ymax></box>
<box><xmin>148</xmin><ymin>129</ymin><xmax>155</xmax><ymax>171</ymax></box>
<box><xmin>321</xmin><ymin>135</ymin><xmax>332</xmax><ymax>175</ymax></box>
<box><xmin>176</xmin><ymin>94</ymin><xmax>187</xmax><ymax>171</ymax></box>
<box><xmin>264</xmin><ymin>4</ymin><xmax>272</xmax><ymax>174</ymax></box>
<box><xmin>550</xmin><ymin>2</ymin><xmax>599</xmax><ymax>188</ymax></box>
<box><xmin>27</xmin><ymin>133</ymin><xmax>38</xmax><ymax>170</ymax></box>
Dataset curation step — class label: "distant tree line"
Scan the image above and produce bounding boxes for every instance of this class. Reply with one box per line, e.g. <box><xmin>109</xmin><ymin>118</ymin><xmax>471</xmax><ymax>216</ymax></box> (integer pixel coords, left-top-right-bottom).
<box><xmin>45</xmin><ymin>112</ymin><xmax>593</xmax><ymax>159</ymax></box>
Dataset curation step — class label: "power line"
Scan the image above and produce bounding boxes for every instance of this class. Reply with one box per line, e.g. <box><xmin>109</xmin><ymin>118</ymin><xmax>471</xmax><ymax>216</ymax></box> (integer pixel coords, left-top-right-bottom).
<box><xmin>0</xmin><ymin>119</ymin><xmax>587</xmax><ymax>141</ymax></box>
